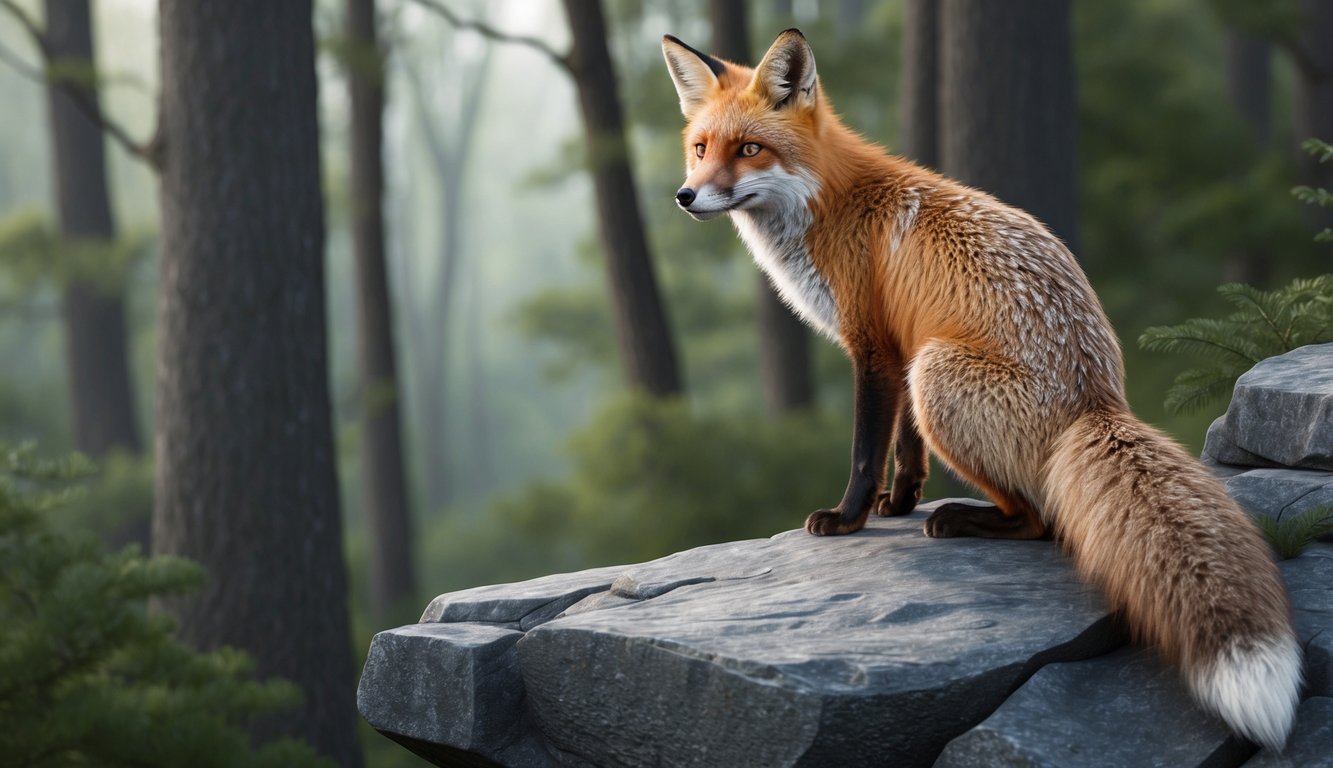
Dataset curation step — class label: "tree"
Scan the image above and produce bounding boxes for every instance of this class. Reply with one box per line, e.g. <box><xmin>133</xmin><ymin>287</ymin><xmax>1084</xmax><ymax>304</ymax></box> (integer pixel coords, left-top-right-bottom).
<box><xmin>400</xmin><ymin>32</ymin><xmax>493</xmax><ymax>511</ymax></box>
<box><xmin>153</xmin><ymin>3</ymin><xmax>362</xmax><ymax>766</ymax></box>
<box><xmin>1291</xmin><ymin>0</ymin><xmax>1332</xmax><ymax>216</ymax></box>
<box><xmin>410</xmin><ymin>0</ymin><xmax>684</xmax><ymax>399</ymax></box>
<box><xmin>344</xmin><ymin>0</ymin><xmax>416</xmax><ymax>619</ymax></box>
<box><xmin>562</xmin><ymin>0</ymin><xmax>683</xmax><ymax>397</ymax></box>
<box><xmin>1222</xmin><ymin>29</ymin><xmax>1273</xmax><ymax>285</ymax></box>
<box><xmin>897</xmin><ymin>0</ymin><xmax>939</xmax><ymax>168</ymax></box>
<box><xmin>938</xmin><ymin>0</ymin><xmax>1079</xmax><ymax>254</ymax></box>
<box><xmin>710</xmin><ymin>0</ymin><xmax>813</xmax><ymax>413</ymax></box>
<box><xmin>42</xmin><ymin>0</ymin><xmax>142</xmax><ymax>458</ymax></box>
<box><xmin>0</xmin><ymin>449</ymin><xmax>330</xmax><ymax>768</ymax></box>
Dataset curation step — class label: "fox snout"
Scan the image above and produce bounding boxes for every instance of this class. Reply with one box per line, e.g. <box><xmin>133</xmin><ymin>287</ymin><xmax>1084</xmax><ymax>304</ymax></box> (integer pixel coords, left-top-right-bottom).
<box><xmin>673</xmin><ymin>184</ymin><xmax>729</xmax><ymax>220</ymax></box>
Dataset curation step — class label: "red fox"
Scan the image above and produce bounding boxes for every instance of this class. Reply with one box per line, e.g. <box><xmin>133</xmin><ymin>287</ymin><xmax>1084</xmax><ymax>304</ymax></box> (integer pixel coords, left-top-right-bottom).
<box><xmin>663</xmin><ymin>29</ymin><xmax>1301</xmax><ymax>750</ymax></box>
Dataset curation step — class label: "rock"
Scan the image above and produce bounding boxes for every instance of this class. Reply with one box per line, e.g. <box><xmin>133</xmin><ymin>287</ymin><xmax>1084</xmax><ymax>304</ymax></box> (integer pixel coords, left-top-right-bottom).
<box><xmin>1282</xmin><ymin>543</ymin><xmax>1333</xmax><ymax>698</ymax></box>
<box><xmin>357</xmin><ymin>622</ymin><xmax>547</xmax><ymax>767</ymax></box>
<box><xmin>933</xmin><ymin>648</ymin><xmax>1247</xmax><ymax>768</ymax></box>
<box><xmin>358</xmin><ymin>514</ymin><xmax>1333</xmax><ymax>767</ymax></box>
<box><xmin>1243</xmin><ymin>698</ymin><xmax>1333</xmax><ymax>768</ymax></box>
<box><xmin>360</xmin><ymin>502</ymin><xmax>1119</xmax><ymax>767</ymax></box>
<box><xmin>1203</xmin><ymin>343</ymin><xmax>1333</xmax><ymax>471</ymax></box>
<box><xmin>1223</xmin><ymin>468</ymin><xmax>1333</xmax><ymax>523</ymax></box>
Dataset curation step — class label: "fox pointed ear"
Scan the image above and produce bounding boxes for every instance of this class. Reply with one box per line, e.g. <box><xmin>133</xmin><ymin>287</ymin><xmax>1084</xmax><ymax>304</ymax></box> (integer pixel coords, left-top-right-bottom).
<box><xmin>751</xmin><ymin>28</ymin><xmax>818</xmax><ymax>110</ymax></box>
<box><xmin>662</xmin><ymin>35</ymin><xmax>724</xmax><ymax>117</ymax></box>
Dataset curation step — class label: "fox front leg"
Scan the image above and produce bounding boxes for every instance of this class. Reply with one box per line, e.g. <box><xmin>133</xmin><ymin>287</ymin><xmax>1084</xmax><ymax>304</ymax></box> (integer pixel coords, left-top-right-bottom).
<box><xmin>805</xmin><ymin>356</ymin><xmax>896</xmax><ymax>536</ymax></box>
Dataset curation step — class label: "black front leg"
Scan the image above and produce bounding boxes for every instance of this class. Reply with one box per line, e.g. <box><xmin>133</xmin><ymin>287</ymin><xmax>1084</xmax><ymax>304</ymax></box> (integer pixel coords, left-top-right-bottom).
<box><xmin>805</xmin><ymin>355</ymin><xmax>896</xmax><ymax>536</ymax></box>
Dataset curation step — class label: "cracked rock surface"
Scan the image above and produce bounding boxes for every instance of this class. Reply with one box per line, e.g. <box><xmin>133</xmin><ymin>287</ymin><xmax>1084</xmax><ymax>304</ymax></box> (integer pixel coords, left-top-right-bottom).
<box><xmin>1204</xmin><ymin>342</ymin><xmax>1333</xmax><ymax>471</ymax></box>
<box><xmin>359</xmin><ymin>500</ymin><xmax>1121</xmax><ymax>767</ymax></box>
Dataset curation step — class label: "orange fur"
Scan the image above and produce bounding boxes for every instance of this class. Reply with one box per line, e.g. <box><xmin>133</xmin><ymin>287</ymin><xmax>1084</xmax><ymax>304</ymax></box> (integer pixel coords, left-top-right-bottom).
<box><xmin>664</xmin><ymin>29</ymin><xmax>1302</xmax><ymax>750</ymax></box>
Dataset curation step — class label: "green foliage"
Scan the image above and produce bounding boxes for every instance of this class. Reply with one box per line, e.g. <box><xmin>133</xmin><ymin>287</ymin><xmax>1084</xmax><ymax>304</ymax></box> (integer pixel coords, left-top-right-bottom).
<box><xmin>0</xmin><ymin>209</ymin><xmax>152</xmax><ymax>296</ymax></box>
<box><xmin>423</xmin><ymin>396</ymin><xmax>850</xmax><ymax>588</ymax></box>
<box><xmin>1293</xmin><ymin>138</ymin><xmax>1333</xmax><ymax>242</ymax></box>
<box><xmin>0</xmin><ymin>446</ymin><xmax>332</xmax><ymax>768</ymax></box>
<box><xmin>1139</xmin><ymin>275</ymin><xmax>1333</xmax><ymax>414</ymax></box>
<box><xmin>1253</xmin><ymin>504</ymin><xmax>1333</xmax><ymax>560</ymax></box>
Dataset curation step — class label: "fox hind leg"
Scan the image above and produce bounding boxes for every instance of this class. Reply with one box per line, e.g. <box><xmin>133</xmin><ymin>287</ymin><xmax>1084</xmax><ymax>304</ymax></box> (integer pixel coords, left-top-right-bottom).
<box><xmin>923</xmin><ymin>495</ymin><xmax>1046</xmax><ymax>540</ymax></box>
<box><xmin>875</xmin><ymin>403</ymin><xmax>927</xmax><ymax>517</ymax></box>
<box><xmin>908</xmin><ymin>340</ymin><xmax>1050</xmax><ymax>540</ymax></box>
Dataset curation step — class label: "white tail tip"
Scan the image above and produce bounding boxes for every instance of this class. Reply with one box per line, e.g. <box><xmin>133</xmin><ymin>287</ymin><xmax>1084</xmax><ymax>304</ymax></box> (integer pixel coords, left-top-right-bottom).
<box><xmin>1193</xmin><ymin>635</ymin><xmax>1302</xmax><ymax>751</ymax></box>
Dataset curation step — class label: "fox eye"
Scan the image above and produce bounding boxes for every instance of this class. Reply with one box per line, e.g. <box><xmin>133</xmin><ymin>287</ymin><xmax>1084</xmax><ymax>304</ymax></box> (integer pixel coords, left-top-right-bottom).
<box><xmin>739</xmin><ymin>142</ymin><xmax>762</xmax><ymax>157</ymax></box>
<box><xmin>694</xmin><ymin>143</ymin><xmax>706</xmax><ymax>158</ymax></box>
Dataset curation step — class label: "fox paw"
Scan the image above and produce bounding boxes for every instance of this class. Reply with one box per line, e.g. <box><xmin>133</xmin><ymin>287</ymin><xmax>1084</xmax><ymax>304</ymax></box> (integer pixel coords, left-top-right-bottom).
<box><xmin>874</xmin><ymin>484</ymin><xmax>921</xmax><ymax>518</ymax></box>
<box><xmin>805</xmin><ymin>508</ymin><xmax>866</xmax><ymax>536</ymax></box>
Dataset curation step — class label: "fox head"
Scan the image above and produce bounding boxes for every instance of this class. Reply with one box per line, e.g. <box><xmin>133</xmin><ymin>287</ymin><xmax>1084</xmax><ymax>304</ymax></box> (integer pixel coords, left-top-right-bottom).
<box><xmin>662</xmin><ymin>29</ymin><xmax>823</xmax><ymax>221</ymax></box>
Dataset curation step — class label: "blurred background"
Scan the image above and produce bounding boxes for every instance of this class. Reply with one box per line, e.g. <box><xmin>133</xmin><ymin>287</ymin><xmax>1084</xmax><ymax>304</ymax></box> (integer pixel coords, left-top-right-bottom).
<box><xmin>0</xmin><ymin>0</ymin><xmax>1328</xmax><ymax>765</ymax></box>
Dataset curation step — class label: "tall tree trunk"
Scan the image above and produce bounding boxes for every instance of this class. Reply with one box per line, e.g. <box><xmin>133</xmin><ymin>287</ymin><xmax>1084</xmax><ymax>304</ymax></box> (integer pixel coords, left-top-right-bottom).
<box><xmin>711</xmin><ymin>0</ymin><xmax>813</xmax><ymax>413</ymax></box>
<box><xmin>43</xmin><ymin>0</ymin><xmax>142</xmax><ymax>458</ymax></box>
<box><xmin>403</xmin><ymin>44</ymin><xmax>491</xmax><ymax>512</ymax></box>
<box><xmin>346</xmin><ymin>0</ymin><xmax>416</xmax><ymax>619</ymax></box>
<box><xmin>562</xmin><ymin>0</ymin><xmax>683</xmax><ymax>398</ymax></box>
<box><xmin>462</xmin><ymin>252</ymin><xmax>493</xmax><ymax>500</ymax></box>
<box><xmin>1292</xmin><ymin>0</ymin><xmax>1333</xmax><ymax>230</ymax></box>
<box><xmin>1224</xmin><ymin>30</ymin><xmax>1272</xmax><ymax>285</ymax></box>
<box><xmin>154</xmin><ymin>3</ymin><xmax>362</xmax><ymax>766</ymax></box>
<box><xmin>898</xmin><ymin>0</ymin><xmax>939</xmax><ymax>168</ymax></box>
<box><xmin>939</xmin><ymin>0</ymin><xmax>1079</xmax><ymax>255</ymax></box>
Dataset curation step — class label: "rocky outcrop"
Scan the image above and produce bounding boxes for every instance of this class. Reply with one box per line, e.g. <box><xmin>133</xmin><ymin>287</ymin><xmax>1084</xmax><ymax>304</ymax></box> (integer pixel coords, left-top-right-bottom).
<box><xmin>360</xmin><ymin>344</ymin><xmax>1333</xmax><ymax>767</ymax></box>
<box><xmin>1204</xmin><ymin>342</ymin><xmax>1333</xmax><ymax>472</ymax></box>
<box><xmin>359</xmin><ymin>501</ymin><xmax>1122</xmax><ymax>767</ymax></box>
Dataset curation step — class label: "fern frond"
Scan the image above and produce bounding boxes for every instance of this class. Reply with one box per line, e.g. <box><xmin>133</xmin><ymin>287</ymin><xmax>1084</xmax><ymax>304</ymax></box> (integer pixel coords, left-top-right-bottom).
<box><xmin>1254</xmin><ymin>504</ymin><xmax>1333</xmax><ymax>560</ymax></box>
<box><xmin>1162</xmin><ymin>367</ymin><xmax>1234</xmax><ymax>415</ymax></box>
<box><xmin>1301</xmin><ymin>138</ymin><xmax>1333</xmax><ymax>163</ymax></box>
<box><xmin>1218</xmin><ymin>282</ymin><xmax>1295</xmax><ymax>349</ymax></box>
<box><xmin>1138</xmin><ymin>318</ymin><xmax>1265</xmax><ymax>367</ymax></box>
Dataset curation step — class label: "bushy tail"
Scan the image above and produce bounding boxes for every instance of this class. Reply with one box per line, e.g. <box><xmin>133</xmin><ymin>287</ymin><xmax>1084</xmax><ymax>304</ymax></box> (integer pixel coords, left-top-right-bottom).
<box><xmin>1044</xmin><ymin>408</ymin><xmax>1301</xmax><ymax>750</ymax></box>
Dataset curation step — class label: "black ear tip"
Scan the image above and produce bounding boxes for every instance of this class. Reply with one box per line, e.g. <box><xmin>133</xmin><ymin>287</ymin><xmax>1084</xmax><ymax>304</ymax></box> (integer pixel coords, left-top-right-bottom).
<box><xmin>780</xmin><ymin>28</ymin><xmax>806</xmax><ymax>39</ymax></box>
<box><xmin>663</xmin><ymin>33</ymin><xmax>683</xmax><ymax>46</ymax></box>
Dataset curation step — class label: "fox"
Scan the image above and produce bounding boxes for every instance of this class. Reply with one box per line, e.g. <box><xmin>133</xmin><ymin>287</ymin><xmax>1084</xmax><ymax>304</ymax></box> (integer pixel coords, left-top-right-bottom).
<box><xmin>661</xmin><ymin>29</ymin><xmax>1302</xmax><ymax>750</ymax></box>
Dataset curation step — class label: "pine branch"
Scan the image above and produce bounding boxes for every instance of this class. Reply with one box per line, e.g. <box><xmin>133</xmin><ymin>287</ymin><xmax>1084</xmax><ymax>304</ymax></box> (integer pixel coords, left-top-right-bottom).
<box><xmin>408</xmin><ymin>0</ymin><xmax>572</xmax><ymax>74</ymax></box>
<box><xmin>0</xmin><ymin>0</ymin><xmax>160</xmax><ymax>170</ymax></box>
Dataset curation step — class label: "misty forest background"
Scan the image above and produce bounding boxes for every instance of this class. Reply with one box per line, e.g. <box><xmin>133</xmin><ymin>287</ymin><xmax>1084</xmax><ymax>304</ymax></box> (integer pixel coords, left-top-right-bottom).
<box><xmin>0</xmin><ymin>0</ymin><xmax>1329</xmax><ymax>766</ymax></box>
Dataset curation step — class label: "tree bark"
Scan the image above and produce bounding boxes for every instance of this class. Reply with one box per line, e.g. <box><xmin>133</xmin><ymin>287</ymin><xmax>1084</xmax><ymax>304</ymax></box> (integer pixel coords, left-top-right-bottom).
<box><xmin>710</xmin><ymin>0</ymin><xmax>813</xmax><ymax>413</ymax></box>
<box><xmin>1292</xmin><ymin>0</ymin><xmax>1332</xmax><ymax>229</ymax></box>
<box><xmin>562</xmin><ymin>0</ymin><xmax>683</xmax><ymax>398</ymax></box>
<box><xmin>1226</xmin><ymin>32</ymin><xmax>1271</xmax><ymax>146</ymax></box>
<box><xmin>898</xmin><ymin>0</ymin><xmax>939</xmax><ymax>168</ymax></box>
<box><xmin>346</xmin><ymin>0</ymin><xmax>416</xmax><ymax>619</ymax></box>
<box><xmin>1224</xmin><ymin>30</ymin><xmax>1272</xmax><ymax>286</ymax></box>
<box><xmin>43</xmin><ymin>0</ymin><xmax>142</xmax><ymax>458</ymax></box>
<box><xmin>939</xmin><ymin>0</ymin><xmax>1079</xmax><ymax>255</ymax></box>
<box><xmin>154</xmin><ymin>3</ymin><xmax>362</xmax><ymax>765</ymax></box>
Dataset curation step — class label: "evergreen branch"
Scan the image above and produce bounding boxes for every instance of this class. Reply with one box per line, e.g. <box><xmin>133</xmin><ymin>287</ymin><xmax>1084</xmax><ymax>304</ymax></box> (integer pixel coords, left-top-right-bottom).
<box><xmin>1163</xmin><ymin>367</ymin><xmax>1233</xmax><ymax>415</ymax></box>
<box><xmin>1302</xmin><ymin>138</ymin><xmax>1333</xmax><ymax>164</ymax></box>
<box><xmin>1220</xmin><ymin>283</ymin><xmax>1295</xmax><ymax>349</ymax></box>
<box><xmin>0</xmin><ymin>0</ymin><xmax>159</xmax><ymax>170</ymax></box>
<box><xmin>1138</xmin><ymin>324</ymin><xmax>1262</xmax><ymax>367</ymax></box>
<box><xmin>408</xmin><ymin>0</ymin><xmax>572</xmax><ymax>74</ymax></box>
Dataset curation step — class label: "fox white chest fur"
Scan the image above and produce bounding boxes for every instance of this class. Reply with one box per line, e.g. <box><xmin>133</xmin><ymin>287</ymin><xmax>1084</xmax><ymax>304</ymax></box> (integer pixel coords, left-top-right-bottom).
<box><xmin>728</xmin><ymin>166</ymin><xmax>841</xmax><ymax>341</ymax></box>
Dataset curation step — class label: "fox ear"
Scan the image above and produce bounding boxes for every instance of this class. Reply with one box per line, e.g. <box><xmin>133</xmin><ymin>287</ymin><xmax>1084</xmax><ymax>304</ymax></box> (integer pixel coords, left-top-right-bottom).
<box><xmin>751</xmin><ymin>28</ymin><xmax>818</xmax><ymax>110</ymax></box>
<box><xmin>662</xmin><ymin>35</ymin><xmax>723</xmax><ymax>117</ymax></box>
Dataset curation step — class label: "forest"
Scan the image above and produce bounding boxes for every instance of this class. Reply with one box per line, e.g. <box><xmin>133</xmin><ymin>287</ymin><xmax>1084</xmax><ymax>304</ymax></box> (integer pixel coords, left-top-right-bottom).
<box><xmin>0</xmin><ymin>0</ymin><xmax>1329</xmax><ymax>766</ymax></box>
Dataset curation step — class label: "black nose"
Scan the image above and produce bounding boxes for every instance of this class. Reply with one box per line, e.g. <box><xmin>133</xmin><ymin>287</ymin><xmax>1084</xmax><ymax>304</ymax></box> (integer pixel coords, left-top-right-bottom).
<box><xmin>675</xmin><ymin>188</ymin><xmax>696</xmax><ymax>207</ymax></box>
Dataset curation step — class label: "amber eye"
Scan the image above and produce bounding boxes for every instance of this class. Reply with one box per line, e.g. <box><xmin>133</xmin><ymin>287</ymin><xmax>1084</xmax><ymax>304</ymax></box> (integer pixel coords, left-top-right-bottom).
<box><xmin>739</xmin><ymin>142</ymin><xmax>762</xmax><ymax>157</ymax></box>
<box><xmin>694</xmin><ymin>143</ymin><xmax>706</xmax><ymax>158</ymax></box>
